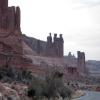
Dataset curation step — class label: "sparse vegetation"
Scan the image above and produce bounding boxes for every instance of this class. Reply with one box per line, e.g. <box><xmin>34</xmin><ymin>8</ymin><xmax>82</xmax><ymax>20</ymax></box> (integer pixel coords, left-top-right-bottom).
<box><xmin>0</xmin><ymin>65</ymin><xmax>73</xmax><ymax>100</ymax></box>
<box><xmin>27</xmin><ymin>69</ymin><xmax>73</xmax><ymax>100</ymax></box>
<box><xmin>0</xmin><ymin>66</ymin><xmax>33</xmax><ymax>84</ymax></box>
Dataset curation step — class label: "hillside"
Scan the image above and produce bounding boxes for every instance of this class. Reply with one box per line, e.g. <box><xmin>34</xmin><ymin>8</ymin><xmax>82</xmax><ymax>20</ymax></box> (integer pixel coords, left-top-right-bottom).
<box><xmin>86</xmin><ymin>60</ymin><xmax>100</xmax><ymax>77</ymax></box>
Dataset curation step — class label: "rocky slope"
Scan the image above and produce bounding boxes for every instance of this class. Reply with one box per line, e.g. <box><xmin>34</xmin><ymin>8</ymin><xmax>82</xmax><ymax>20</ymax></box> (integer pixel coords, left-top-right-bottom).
<box><xmin>0</xmin><ymin>82</ymin><xmax>29</xmax><ymax>100</ymax></box>
<box><xmin>22</xmin><ymin>34</ymin><xmax>46</xmax><ymax>55</ymax></box>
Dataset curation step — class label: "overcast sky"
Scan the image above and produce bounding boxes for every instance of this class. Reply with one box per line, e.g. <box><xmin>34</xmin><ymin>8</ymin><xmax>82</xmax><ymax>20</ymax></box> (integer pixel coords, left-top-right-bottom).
<box><xmin>9</xmin><ymin>0</ymin><xmax>100</xmax><ymax>60</ymax></box>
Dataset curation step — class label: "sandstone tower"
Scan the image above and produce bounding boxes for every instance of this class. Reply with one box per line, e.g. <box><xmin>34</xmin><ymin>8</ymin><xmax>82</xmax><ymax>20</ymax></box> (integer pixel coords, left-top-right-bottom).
<box><xmin>46</xmin><ymin>33</ymin><xmax>64</xmax><ymax>57</ymax></box>
<box><xmin>0</xmin><ymin>0</ymin><xmax>23</xmax><ymax>67</ymax></box>
<box><xmin>0</xmin><ymin>0</ymin><xmax>21</xmax><ymax>32</ymax></box>
<box><xmin>77</xmin><ymin>51</ymin><xmax>86</xmax><ymax>74</ymax></box>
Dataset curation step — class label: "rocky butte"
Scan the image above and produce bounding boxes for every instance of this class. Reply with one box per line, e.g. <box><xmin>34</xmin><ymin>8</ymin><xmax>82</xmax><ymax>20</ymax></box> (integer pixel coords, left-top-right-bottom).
<box><xmin>0</xmin><ymin>0</ymin><xmax>31</xmax><ymax>68</ymax></box>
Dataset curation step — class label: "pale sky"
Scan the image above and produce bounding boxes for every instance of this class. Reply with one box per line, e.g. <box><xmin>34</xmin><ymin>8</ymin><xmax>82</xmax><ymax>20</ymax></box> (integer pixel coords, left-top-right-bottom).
<box><xmin>9</xmin><ymin>0</ymin><xmax>100</xmax><ymax>60</ymax></box>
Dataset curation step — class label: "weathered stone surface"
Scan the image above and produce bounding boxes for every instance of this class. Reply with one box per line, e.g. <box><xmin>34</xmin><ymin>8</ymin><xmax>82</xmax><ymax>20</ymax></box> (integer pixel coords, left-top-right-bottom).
<box><xmin>7</xmin><ymin>6</ymin><xmax>16</xmax><ymax>31</ymax></box>
<box><xmin>0</xmin><ymin>0</ymin><xmax>8</xmax><ymax>13</ymax></box>
<box><xmin>0</xmin><ymin>82</ymin><xmax>20</xmax><ymax>100</ymax></box>
<box><xmin>0</xmin><ymin>0</ymin><xmax>20</xmax><ymax>31</ymax></box>
<box><xmin>0</xmin><ymin>82</ymin><xmax>30</xmax><ymax>100</ymax></box>
<box><xmin>45</xmin><ymin>33</ymin><xmax>64</xmax><ymax>57</ymax></box>
<box><xmin>77</xmin><ymin>51</ymin><xmax>86</xmax><ymax>74</ymax></box>
<box><xmin>22</xmin><ymin>34</ymin><xmax>46</xmax><ymax>56</ymax></box>
<box><xmin>15</xmin><ymin>7</ymin><xmax>21</xmax><ymax>31</ymax></box>
<box><xmin>0</xmin><ymin>0</ymin><xmax>22</xmax><ymax>54</ymax></box>
<box><xmin>23</xmin><ymin>33</ymin><xmax>64</xmax><ymax>57</ymax></box>
<box><xmin>0</xmin><ymin>0</ymin><xmax>32</xmax><ymax>68</ymax></box>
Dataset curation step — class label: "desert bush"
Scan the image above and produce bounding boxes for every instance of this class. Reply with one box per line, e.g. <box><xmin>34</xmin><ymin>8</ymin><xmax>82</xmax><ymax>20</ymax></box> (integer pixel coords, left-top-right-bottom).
<box><xmin>0</xmin><ymin>66</ymin><xmax>33</xmax><ymax>84</ymax></box>
<box><xmin>27</xmin><ymin>70</ymin><xmax>73</xmax><ymax>100</ymax></box>
<box><xmin>58</xmin><ymin>86</ymin><xmax>72</xmax><ymax>100</ymax></box>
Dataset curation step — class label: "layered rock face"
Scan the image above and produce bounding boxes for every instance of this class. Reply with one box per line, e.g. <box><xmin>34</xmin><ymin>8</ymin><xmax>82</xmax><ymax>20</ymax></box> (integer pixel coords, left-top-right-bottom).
<box><xmin>0</xmin><ymin>0</ymin><xmax>29</xmax><ymax>67</ymax></box>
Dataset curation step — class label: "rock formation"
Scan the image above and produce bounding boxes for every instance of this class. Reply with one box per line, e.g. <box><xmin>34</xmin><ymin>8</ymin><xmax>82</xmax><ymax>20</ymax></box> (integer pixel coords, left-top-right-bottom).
<box><xmin>22</xmin><ymin>34</ymin><xmax>46</xmax><ymax>56</ymax></box>
<box><xmin>0</xmin><ymin>0</ymin><xmax>21</xmax><ymax>32</ymax></box>
<box><xmin>0</xmin><ymin>0</ymin><xmax>88</xmax><ymax>80</ymax></box>
<box><xmin>0</xmin><ymin>0</ymin><xmax>30</xmax><ymax>67</ymax></box>
<box><xmin>23</xmin><ymin>33</ymin><xmax>64</xmax><ymax>57</ymax></box>
<box><xmin>77</xmin><ymin>51</ymin><xmax>87</xmax><ymax>74</ymax></box>
<box><xmin>45</xmin><ymin>33</ymin><xmax>64</xmax><ymax>57</ymax></box>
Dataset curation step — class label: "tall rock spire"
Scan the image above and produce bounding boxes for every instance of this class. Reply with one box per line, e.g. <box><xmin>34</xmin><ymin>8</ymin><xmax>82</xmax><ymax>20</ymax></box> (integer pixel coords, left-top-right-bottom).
<box><xmin>0</xmin><ymin>0</ymin><xmax>8</xmax><ymax>13</ymax></box>
<box><xmin>15</xmin><ymin>7</ymin><xmax>21</xmax><ymax>31</ymax></box>
<box><xmin>0</xmin><ymin>0</ymin><xmax>21</xmax><ymax>32</ymax></box>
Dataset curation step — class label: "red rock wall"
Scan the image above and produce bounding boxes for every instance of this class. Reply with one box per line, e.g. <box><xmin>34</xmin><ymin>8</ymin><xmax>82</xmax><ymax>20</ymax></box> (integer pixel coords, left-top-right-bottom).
<box><xmin>0</xmin><ymin>0</ymin><xmax>25</xmax><ymax>67</ymax></box>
